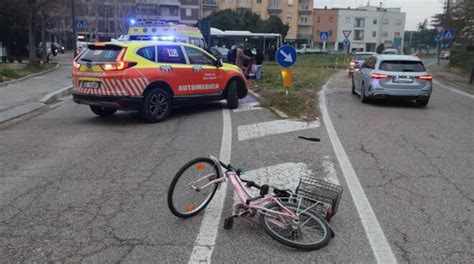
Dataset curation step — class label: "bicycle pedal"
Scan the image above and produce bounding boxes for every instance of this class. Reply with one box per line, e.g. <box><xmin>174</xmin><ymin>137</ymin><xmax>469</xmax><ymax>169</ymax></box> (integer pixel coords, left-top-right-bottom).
<box><xmin>223</xmin><ymin>217</ymin><xmax>234</xmax><ymax>230</ymax></box>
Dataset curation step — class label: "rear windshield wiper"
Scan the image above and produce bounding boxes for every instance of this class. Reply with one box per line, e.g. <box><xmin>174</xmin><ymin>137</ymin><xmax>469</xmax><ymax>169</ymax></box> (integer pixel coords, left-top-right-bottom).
<box><xmin>401</xmin><ymin>69</ymin><xmax>416</xmax><ymax>72</ymax></box>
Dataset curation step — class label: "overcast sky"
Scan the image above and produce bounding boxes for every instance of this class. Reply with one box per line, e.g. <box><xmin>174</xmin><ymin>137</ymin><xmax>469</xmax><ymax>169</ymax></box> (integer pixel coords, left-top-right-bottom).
<box><xmin>314</xmin><ymin>0</ymin><xmax>445</xmax><ymax>30</ymax></box>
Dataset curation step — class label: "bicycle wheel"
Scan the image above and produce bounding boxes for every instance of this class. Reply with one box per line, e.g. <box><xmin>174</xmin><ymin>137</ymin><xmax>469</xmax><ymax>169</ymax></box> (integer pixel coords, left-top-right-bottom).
<box><xmin>167</xmin><ymin>157</ymin><xmax>221</xmax><ymax>218</ymax></box>
<box><xmin>259</xmin><ymin>201</ymin><xmax>331</xmax><ymax>251</ymax></box>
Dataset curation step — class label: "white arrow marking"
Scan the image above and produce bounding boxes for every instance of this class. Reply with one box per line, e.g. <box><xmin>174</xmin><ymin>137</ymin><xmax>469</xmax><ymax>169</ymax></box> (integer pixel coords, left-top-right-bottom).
<box><xmin>279</xmin><ymin>50</ymin><xmax>293</xmax><ymax>63</ymax></box>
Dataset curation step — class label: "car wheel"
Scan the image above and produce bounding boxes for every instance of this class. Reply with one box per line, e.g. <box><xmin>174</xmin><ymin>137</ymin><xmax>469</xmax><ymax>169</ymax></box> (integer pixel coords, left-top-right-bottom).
<box><xmin>360</xmin><ymin>83</ymin><xmax>369</xmax><ymax>104</ymax></box>
<box><xmin>351</xmin><ymin>77</ymin><xmax>357</xmax><ymax>95</ymax></box>
<box><xmin>142</xmin><ymin>89</ymin><xmax>171</xmax><ymax>123</ymax></box>
<box><xmin>226</xmin><ymin>81</ymin><xmax>239</xmax><ymax>109</ymax></box>
<box><xmin>90</xmin><ymin>106</ymin><xmax>117</xmax><ymax>117</ymax></box>
<box><xmin>416</xmin><ymin>98</ymin><xmax>429</xmax><ymax>107</ymax></box>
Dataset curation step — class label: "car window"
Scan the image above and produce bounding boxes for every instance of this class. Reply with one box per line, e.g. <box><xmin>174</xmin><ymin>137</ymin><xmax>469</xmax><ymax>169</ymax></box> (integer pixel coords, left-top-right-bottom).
<box><xmin>78</xmin><ymin>45</ymin><xmax>123</xmax><ymax>62</ymax></box>
<box><xmin>157</xmin><ymin>45</ymin><xmax>186</xmax><ymax>64</ymax></box>
<box><xmin>379</xmin><ymin>61</ymin><xmax>426</xmax><ymax>72</ymax></box>
<box><xmin>354</xmin><ymin>54</ymin><xmax>373</xmax><ymax>60</ymax></box>
<box><xmin>184</xmin><ymin>46</ymin><xmax>215</xmax><ymax>66</ymax></box>
<box><xmin>136</xmin><ymin>46</ymin><xmax>156</xmax><ymax>62</ymax></box>
<box><xmin>363</xmin><ymin>57</ymin><xmax>376</xmax><ymax>69</ymax></box>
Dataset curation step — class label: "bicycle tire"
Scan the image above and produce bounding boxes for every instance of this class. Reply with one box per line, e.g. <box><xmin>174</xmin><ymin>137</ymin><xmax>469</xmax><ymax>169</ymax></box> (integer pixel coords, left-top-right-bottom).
<box><xmin>167</xmin><ymin>157</ymin><xmax>221</xmax><ymax>218</ymax></box>
<box><xmin>259</xmin><ymin>201</ymin><xmax>332</xmax><ymax>251</ymax></box>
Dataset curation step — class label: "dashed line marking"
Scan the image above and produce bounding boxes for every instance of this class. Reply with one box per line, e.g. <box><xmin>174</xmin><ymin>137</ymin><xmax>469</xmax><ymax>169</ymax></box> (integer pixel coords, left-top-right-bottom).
<box><xmin>233</xmin><ymin>102</ymin><xmax>263</xmax><ymax>113</ymax></box>
<box><xmin>319</xmin><ymin>79</ymin><xmax>397</xmax><ymax>264</ymax></box>
<box><xmin>238</xmin><ymin>119</ymin><xmax>320</xmax><ymax>141</ymax></box>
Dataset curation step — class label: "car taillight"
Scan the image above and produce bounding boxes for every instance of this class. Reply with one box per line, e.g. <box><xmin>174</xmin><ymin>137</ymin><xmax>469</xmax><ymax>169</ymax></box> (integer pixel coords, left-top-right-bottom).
<box><xmin>370</xmin><ymin>73</ymin><xmax>390</xmax><ymax>79</ymax></box>
<box><xmin>100</xmin><ymin>61</ymin><xmax>137</xmax><ymax>71</ymax></box>
<box><xmin>417</xmin><ymin>75</ymin><xmax>432</xmax><ymax>81</ymax></box>
<box><xmin>73</xmin><ymin>60</ymin><xmax>81</xmax><ymax>69</ymax></box>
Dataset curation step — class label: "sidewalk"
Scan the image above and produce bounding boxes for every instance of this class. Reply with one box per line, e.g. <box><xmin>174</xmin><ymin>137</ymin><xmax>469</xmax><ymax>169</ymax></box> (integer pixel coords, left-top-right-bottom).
<box><xmin>428</xmin><ymin>61</ymin><xmax>473</xmax><ymax>95</ymax></box>
<box><xmin>0</xmin><ymin>54</ymin><xmax>73</xmax><ymax>123</ymax></box>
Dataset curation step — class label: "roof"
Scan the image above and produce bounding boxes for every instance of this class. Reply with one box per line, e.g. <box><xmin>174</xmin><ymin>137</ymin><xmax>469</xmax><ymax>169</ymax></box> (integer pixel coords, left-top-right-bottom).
<box><xmin>354</xmin><ymin>52</ymin><xmax>377</xmax><ymax>55</ymax></box>
<box><xmin>210</xmin><ymin>27</ymin><xmax>281</xmax><ymax>37</ymax></box>
<box><xmin>377</xmin><ymin>55</ymin><xmax>421</xmax><ymax>61</ymax></box>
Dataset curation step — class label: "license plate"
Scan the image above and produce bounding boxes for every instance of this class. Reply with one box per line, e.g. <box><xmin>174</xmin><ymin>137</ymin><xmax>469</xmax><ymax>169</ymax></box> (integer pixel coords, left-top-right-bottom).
<box><xmin>82</xmin><ymin>81</ymin><xmax>100</xmax><ymax>89</ymax></box>
<box><xmin>393</xmin><ymin>76</ymin><xmax>413</xmax><ymax>83</ymax></box>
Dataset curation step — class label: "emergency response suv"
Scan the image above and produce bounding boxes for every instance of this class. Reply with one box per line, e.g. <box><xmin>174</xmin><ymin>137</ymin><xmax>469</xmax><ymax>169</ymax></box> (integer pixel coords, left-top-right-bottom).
<box><xmin>72</xmin><ymin>41</ymin><xmax>248</xmax><ymax>122</ymax></box>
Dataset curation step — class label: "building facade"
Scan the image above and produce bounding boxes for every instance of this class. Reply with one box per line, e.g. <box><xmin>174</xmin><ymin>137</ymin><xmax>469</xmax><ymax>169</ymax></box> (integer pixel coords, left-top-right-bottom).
<box><xmin>313</xmin><ymin>6</ymin><xmax>406</xmax><ymax>52</ymax></box>
<box><xmin>217</xmin><ymin>0</ymin><xmax>314</xmax><ymax>44</ymax></box>
<box><xmin>73</xmin><ymin>0</ymin><xmax>219</xmax><ymax>40</ymax></box>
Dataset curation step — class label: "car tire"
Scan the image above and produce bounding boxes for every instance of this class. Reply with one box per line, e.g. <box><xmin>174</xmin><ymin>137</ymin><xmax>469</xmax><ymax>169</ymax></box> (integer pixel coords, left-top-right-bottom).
<box><xmin>90</xmin><ymin>106</ymin><xmax>117</xmax><ymax>117</ymax></box>
<box><xmin>360</xmin><ymin>83</ymin><xmax>369</xmax><ymax>104</ymax></box>
<box><xmin>226</xmin><ymin>81</ymin><xmax>239</xmax><ymax>109</ymax></box>
<box><xmin>142</xmin><ymin>89</ymin><xmax>172</xmax><ymax>123</ymax></box>
<box><xmin>351</xmin><ymin>77</ymin><xmax>357</xmax><ymax>95</ymax></box>
<box><xmin>416</xmin><ymin>98</ymin><xmax>429</xmax><ymax>107</ymax></box>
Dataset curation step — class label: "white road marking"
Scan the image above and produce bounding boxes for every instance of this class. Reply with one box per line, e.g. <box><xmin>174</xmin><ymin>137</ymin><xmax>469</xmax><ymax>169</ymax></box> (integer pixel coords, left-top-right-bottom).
<box><xmin>238</xmin><ymin>119</ymin><xmax>320</xmax><ymax>141</ymax></box>
<box><xmin>319</xmin><ymin>79</ymin><xmax>397</xmax><ymax>264</ymax></box>
<box><xmin>188</xmin><ymin>108</ymin><xmax>232</xmax><ymax>264</ymax></box>
<box><xmin>233</xmin><ymin>162</ymin><xmax>312</xmax><ymax>206</ymax></box>
<box><xmin>433</xmin><ymin>79</ymin><xmax>474</xmax><ymax>99</ymax></box>
<box><xmin>233</xmin><ymin>102</ymin><xmax>263</xmax><ymax>113</ymax></box>
<box><xmin>322</xmin><ymin>155</ymin><xmax>340</xmax><ymax>185</ymax></box>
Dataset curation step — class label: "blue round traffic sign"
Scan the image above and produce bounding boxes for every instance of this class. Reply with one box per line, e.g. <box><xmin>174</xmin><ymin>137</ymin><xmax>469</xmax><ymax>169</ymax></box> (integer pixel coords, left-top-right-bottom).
<box><xmin>343</xmin><ymin>39</ymin><xmax>351</xmax><ymax>46</ymax></box>
<box><xmin>276</xmin><ymin>45</ymin><xmax>297</xmax><ymax>68</ymax></box>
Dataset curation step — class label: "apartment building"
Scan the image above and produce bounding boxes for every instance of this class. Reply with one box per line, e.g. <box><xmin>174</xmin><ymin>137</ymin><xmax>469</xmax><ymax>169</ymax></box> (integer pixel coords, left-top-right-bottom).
<box><xmin>73</xmin><ymin>0</ymin><xmax>218</xmax><ymax>39</ymax></box>
<box><xmin>313</xmin><ymin>6</ymin><xmax>405</xmax><ymax>52</ymax></box>
<box><xmin>217</xmin><ymin>0</ymin><xmax>314</xmax><ymax>44</ymax></box>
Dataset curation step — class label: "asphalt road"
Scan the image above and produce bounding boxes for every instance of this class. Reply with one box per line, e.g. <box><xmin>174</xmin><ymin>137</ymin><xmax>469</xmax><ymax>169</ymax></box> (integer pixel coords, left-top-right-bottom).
<box><xmin>0</xmin><ymin>70</ymin><xmax>472</xmax><ymax>263</ymax></box>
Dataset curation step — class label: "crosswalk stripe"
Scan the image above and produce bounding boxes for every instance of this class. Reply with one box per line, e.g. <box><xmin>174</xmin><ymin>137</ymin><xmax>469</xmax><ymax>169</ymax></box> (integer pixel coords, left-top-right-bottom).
<box><xmin>238</xmin><ymin>119</ymin><xmax>320</xmax><ymax>141</ymax></box>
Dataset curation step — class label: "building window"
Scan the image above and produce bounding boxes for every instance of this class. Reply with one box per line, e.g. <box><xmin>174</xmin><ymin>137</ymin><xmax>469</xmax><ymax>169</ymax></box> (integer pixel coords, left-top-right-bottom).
<box><xmin>346</xmin><ymin>17</ymin><xmax>351</xmax><ymax>24</ymax></box>
<box><xmin>329</xmin><ymin>17</ymin><xmax>333</xmax><ymax>23</ymax></box>
<box><xmin>329</xmin><ymin>30</ymin><xmax>333</xmax><ymax>36</ymax></box>
<box><xmin>372</xmin><ymin>31</ymin><xmax>376</xmax><ymax>37</ymax></box>
<box><xmin>257</xmin><ymin>0</ymin><xmax>262</xmax><ymax>3</ymax></box>
<box><xmin>394</xmin><ymin>32</ymin><xmax>401</xmax><ymax>38</ymax></box>
<box><xmin>395</xmin><ymin>19</ymin><xmax>402</xmax><ymax>25</ymax></box>
<box><xmin>186</xmin><ymin>8</ymin><xmax>191</xmax><ymax>16</ymax></box>
<box><xmin>288</xmin><ymin>0</ymin><xmax>293</xmax><ymax>5</ymax></box>
<box><xmin>317</xmin><ymin>16</ymin><xmax>320</xmax><ymax>23</ymax></box>
<box><xmin>354</xmin><ymin>30</ymin><xmax>364</xmax><ymax>41</ymax></box>
<box><xmin>382</xmin><ymin>31</ymin><xmax>388</xmax><ymax>38</ymax></box>
<box><xmin>300</xmin><ymin>16</ymin><xmax>308</xmax><ymax>24</ymax></box>
<box><xmin>373</xmin><ymin>18</ymin><xmax>377</xmax><ymax>25</ymax></box>
<box><xmin>354</xmin><ymin>18</ymin><xmax>365</xmax><ymax>28</ymax></box>
<box><xmin>287</xmin><ymin>14</ymin><xmax>292</xmax><ymax>21</ymax></box>
<box><xmin>383</xmin><ymin>18</ymin><xmax>389</xmax><ymax>25</ymax></box>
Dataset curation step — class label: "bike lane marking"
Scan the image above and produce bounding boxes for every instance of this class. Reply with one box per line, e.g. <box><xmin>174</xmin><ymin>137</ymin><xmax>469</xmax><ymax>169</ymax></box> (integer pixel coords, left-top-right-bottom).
<box><xmin>319</xmin><ymin>79</ymin><xmax>397</xmax><ymax>264</ymax></box>
<box><xmin>188</xmin><ymin>108</ymin><xmax>232</xmax><ymax>264</ymax></box>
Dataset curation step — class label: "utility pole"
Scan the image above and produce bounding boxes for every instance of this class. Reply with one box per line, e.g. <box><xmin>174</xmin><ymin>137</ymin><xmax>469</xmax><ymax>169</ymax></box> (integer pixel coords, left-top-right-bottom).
<box><xmin>71</xmin><ymin>0</ymin><xmax>77</xmax><ymax>57</ymax></box>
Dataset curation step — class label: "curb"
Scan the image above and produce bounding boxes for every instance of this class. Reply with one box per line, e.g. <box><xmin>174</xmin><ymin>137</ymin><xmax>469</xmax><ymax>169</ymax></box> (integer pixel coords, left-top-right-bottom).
<box><xmin>248</xmin><ymin>89</ymin><xmax>289</xmax><ymax>119</ymax></box>
<box><xmin>0</xmin><ymin>85</ymin><xmax>73</xmax><ymax>124</ymax></box>
<box><xmin>0</xmin><ymin>63</ymin><xmax>60</xmax><ymax>88</ymax></box>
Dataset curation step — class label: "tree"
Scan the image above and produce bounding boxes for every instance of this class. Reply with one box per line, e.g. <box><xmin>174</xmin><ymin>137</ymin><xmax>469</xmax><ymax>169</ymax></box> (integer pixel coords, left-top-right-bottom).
<box><xmin>256</xmin><ymin>15</ymin><xmax>290</xmax><ymax>40</ymax></box>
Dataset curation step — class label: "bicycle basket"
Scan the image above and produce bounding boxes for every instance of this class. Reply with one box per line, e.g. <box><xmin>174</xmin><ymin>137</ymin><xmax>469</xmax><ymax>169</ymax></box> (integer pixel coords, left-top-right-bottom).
<box><xmin>295</xmin><ymin>177</ymin><xmax>343</xmax><ymax>217</ymax></box>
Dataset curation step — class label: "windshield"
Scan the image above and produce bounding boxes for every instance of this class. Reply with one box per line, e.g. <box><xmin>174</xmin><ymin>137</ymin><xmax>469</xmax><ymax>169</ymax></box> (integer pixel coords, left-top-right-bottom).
<box><xmin>379</xmin><ymin>60</ymin><xmax>426</xmax><ymax>72</ymax></box>
<box><xmin>354</xmin><ymin>54</ymin><xmax>373</xmax><ymax>60</ymax></box>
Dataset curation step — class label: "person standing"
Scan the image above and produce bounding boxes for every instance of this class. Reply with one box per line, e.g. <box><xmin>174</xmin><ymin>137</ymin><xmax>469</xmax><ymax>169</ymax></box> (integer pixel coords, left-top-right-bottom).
<box><xmin>235</xmin><ymin>44</ymin><xmax>250</xmax><ymax>70</ymax></box>
<box><xmin>227</xmin><ymin>45</ymin><xmax>237</xmax><ymax>64</ymax></box>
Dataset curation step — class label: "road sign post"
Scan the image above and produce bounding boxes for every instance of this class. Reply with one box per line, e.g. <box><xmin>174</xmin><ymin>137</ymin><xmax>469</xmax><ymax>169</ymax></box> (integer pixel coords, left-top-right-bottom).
<box><xmin>275</xmin><ymin>45</ymin><xmax>297</xmax><ymax>95</ymax></box>
<box><xmin>435</xmin><ymin>35</ymin><xmax>444</xmax><ymax>65</ymax></box>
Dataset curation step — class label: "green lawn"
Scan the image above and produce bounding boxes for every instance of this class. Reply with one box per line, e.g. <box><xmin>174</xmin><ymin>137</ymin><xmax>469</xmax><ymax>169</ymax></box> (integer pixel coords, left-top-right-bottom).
<box><xmin>0</xmin><ymin>63</ymin><xmax>57</xmax><ymax>81</ymax></box>
<box><xmin>251</xmin><ymin>54</ymin><xmax>347</xmax><ymax>120</ymax></box>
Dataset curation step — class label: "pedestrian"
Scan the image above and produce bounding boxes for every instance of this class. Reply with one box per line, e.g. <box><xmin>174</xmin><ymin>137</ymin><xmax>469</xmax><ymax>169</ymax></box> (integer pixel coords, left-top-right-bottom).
<box><xmin>227</xmin><ymin>45</ymin><xmax>237</xmax><ymax>65</ymax></box>
<box><xmin>243</xmin><ymin>45</ymin><xmax>253</xmax><ymax>68</ymax></box>
<box><xmin>268</xmin><ymin>45</ymin><xmax>275</xmax><ymax>61</ymax></box>
<box><xmin>235</xmin><ymin>44</ymin><xmax>250</xmax><ymax>70</ymax></box>
<box><xmin>254</xmin><ymin>49</ymin><xmax>264</xmax><ymax>80</ymax></box>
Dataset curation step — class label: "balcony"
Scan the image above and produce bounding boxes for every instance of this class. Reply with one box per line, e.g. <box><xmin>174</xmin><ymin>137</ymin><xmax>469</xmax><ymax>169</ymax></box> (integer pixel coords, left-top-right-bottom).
<box><xmin>298</xmin><ymin>4</ymin><xmax>312</xmax><ymax>13</ymax></box>
<box><xmin>202</xmin><ymin>0</ymin><xmax>217</xmax><ymax>6</ymax></box>
<box><xmin>298</xmin><ymin>20</ymin><xmax>312</xmax><ymax>26</ymax></box>
<box><xmin>268</xmin><ymin>4</ymin><xmax>282</xmax><ymax>13</ymax></box>
<box><xmin>237</xmin><ymin>0</ymin><xmax>251</xmax><ymax>9</ymax></box>
<box><xmin>180</xmin><ymin>0</ymin><xmax>198</xmax><ymax>6</ymax></box>
<box><xmin>297</xmin><ymin>34</ymin><xmax>312</xmax><ymax>39</ymax></box>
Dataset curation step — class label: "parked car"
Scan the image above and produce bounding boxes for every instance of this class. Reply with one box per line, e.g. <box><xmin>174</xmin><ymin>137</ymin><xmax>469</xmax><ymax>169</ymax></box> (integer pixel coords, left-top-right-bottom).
<box><xmin>209</xmin><ymin>47</ymin><xmax>229</xmax><ymax>62</ymax></box>
<box><xmin>348</xmin><ymin>52</ymin><xmax>377</xmax><ymax>77</ymax></box>
<box><xmin>382</xmin><ymin>48</ymin><xmax>399</xmax><ymax>55</ymax></box>
<box><xmin>352</xmin><ymin>55</ymin><xmax>432</xmax><ymax>106</ymax></box>
<box><xmin>440</xmin><ymin>50</ymin><xmax>450</xmax><ymax>60</ymax></box>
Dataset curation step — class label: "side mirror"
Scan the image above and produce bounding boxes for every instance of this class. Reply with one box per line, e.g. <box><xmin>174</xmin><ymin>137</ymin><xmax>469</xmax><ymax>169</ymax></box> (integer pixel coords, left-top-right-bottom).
<box><xmin>215</xmin><ymin>58</ymin><xmax>223</xmax><ymax>67</ymax></box>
